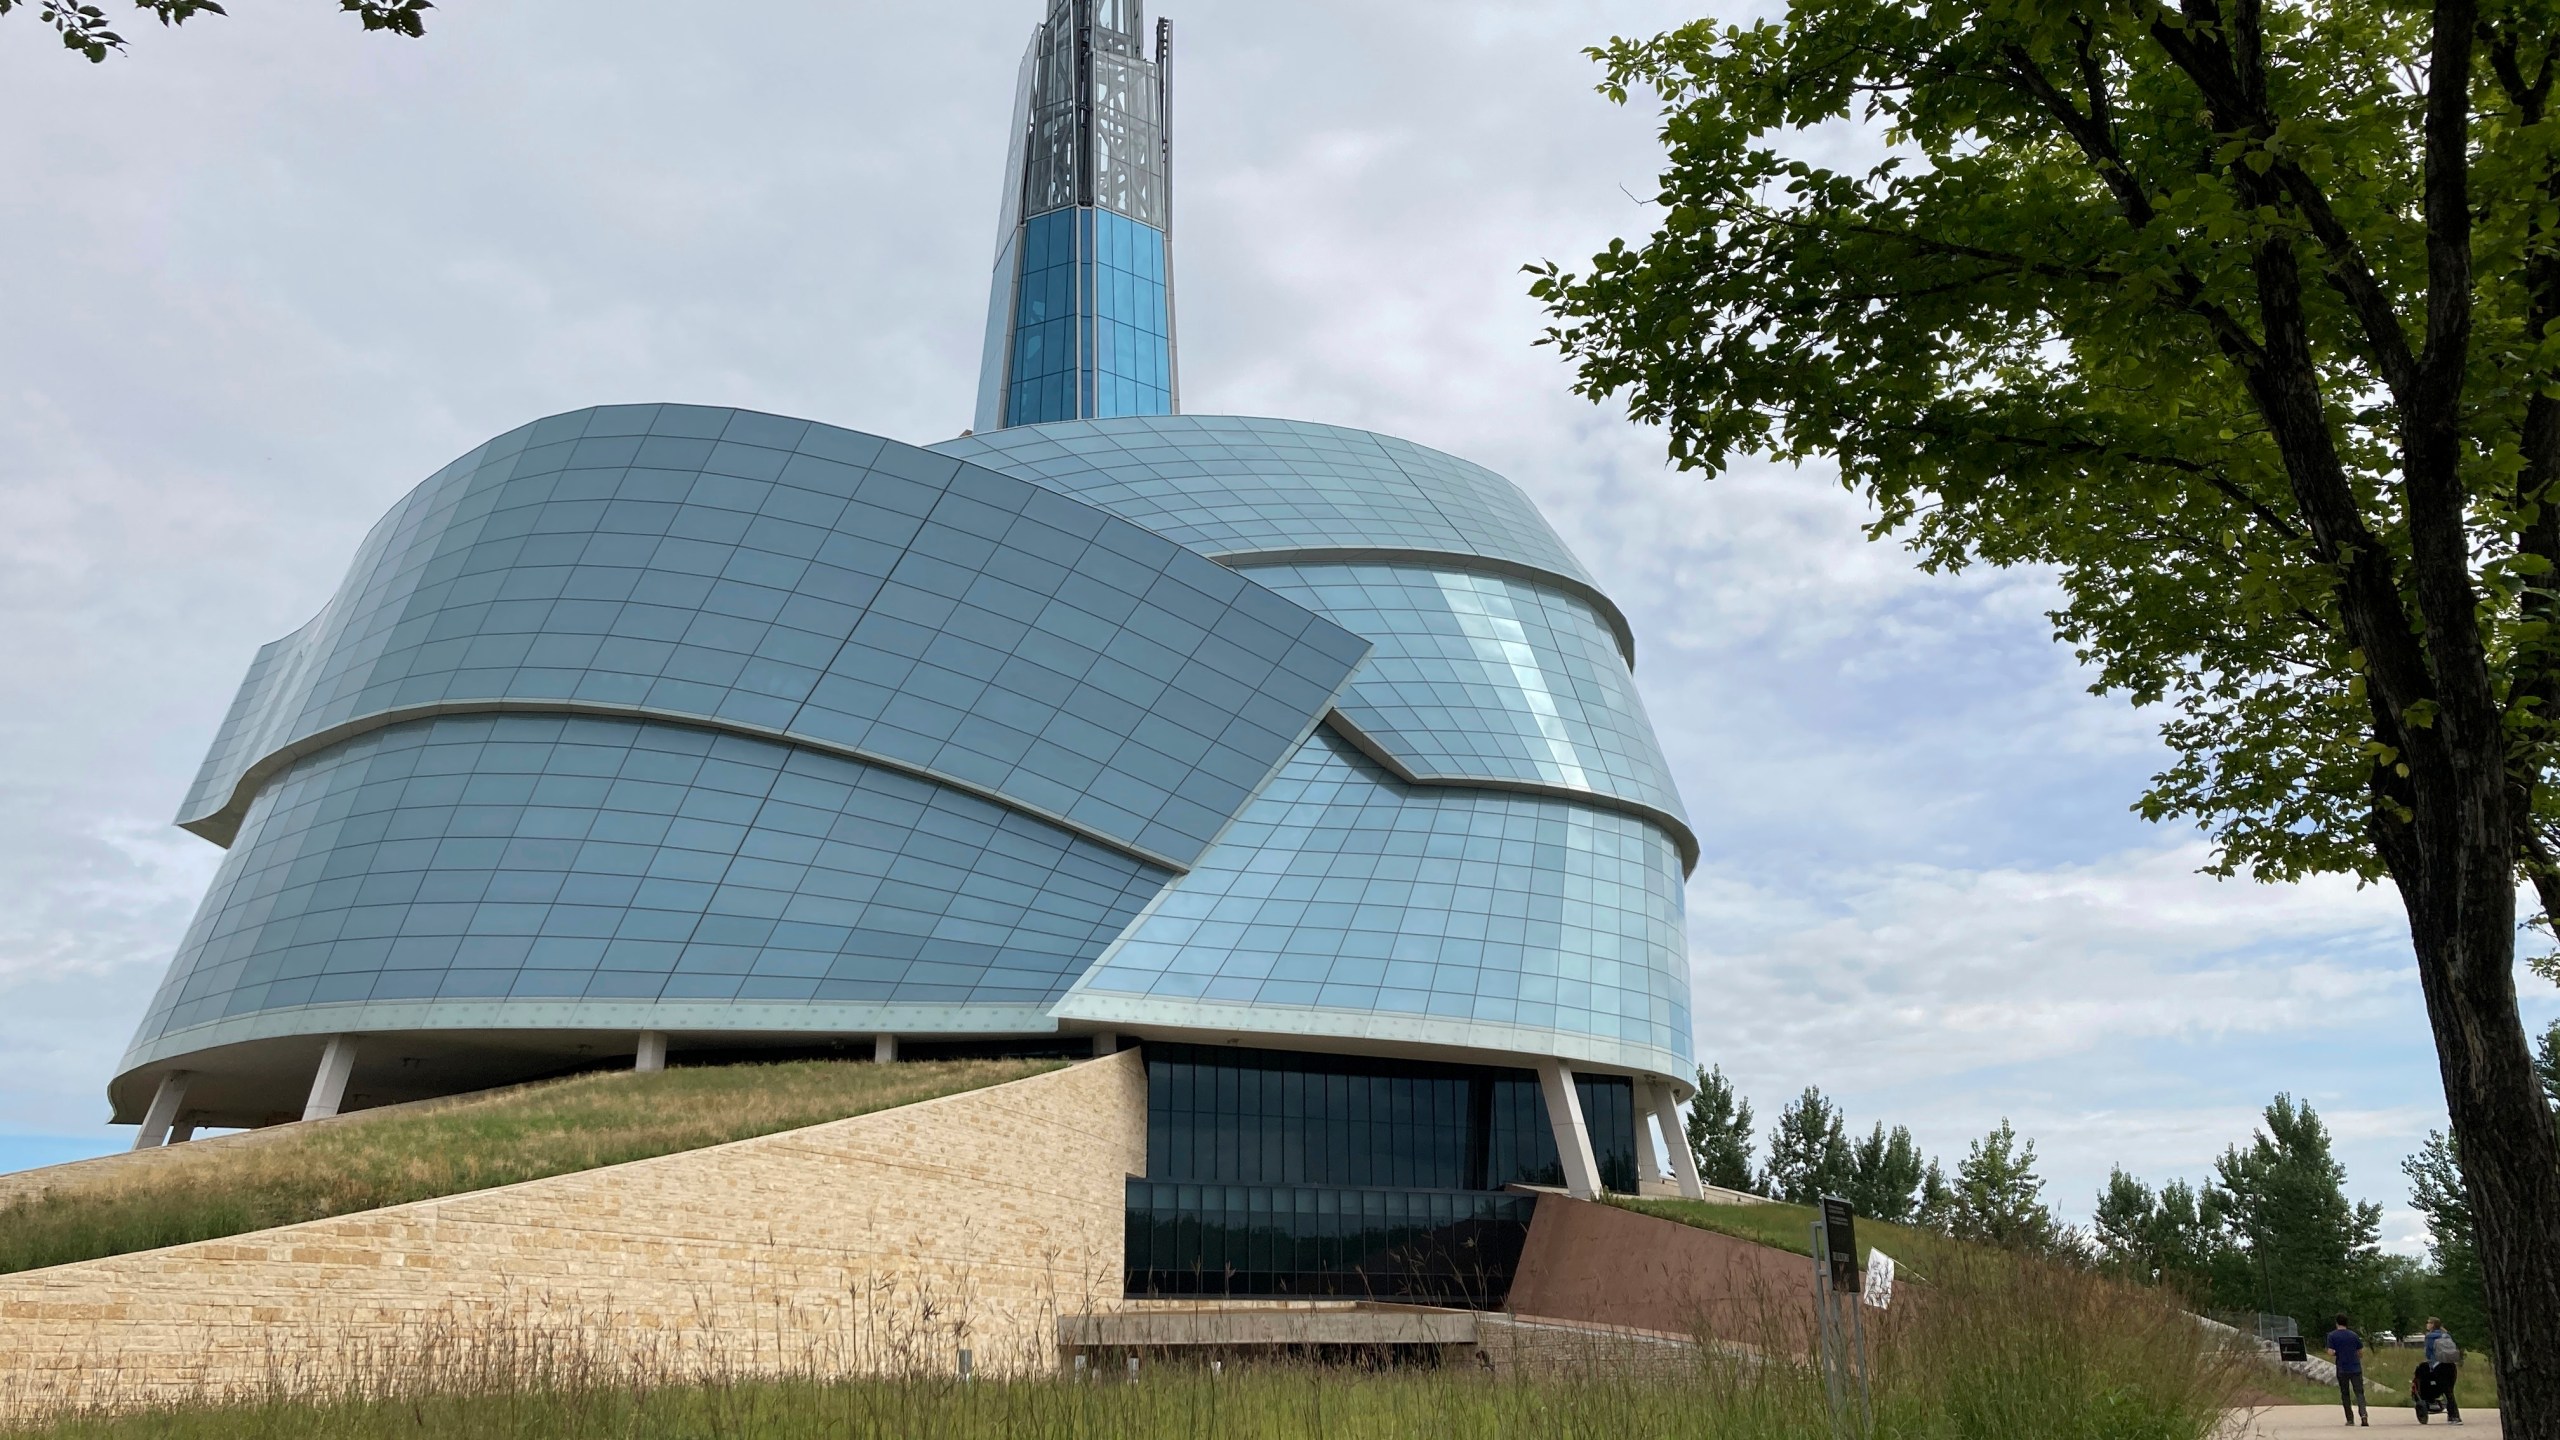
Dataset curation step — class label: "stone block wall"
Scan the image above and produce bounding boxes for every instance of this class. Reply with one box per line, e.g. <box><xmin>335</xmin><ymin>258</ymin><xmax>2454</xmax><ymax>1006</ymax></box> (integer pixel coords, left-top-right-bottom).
<box><xmin>0</xmin><ymin>1051</ymin><xmax>1145</xmax><ymax>1419</ymax></box>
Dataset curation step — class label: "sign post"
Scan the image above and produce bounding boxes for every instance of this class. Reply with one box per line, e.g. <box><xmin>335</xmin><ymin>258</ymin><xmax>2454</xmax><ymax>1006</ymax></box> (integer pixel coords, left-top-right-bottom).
<box><xmin>1812</xmin><ymin>1195</ymin><xmax>1876</xmax><ymax>1440</ymax></box>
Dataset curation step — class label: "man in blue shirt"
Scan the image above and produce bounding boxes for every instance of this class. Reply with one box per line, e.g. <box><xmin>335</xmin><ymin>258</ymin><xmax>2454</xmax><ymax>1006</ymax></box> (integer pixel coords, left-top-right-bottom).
<box><xmin>2327</xmin><ymin>1314</ymin><xmax>2368</xmax><ymax>1426</ymax></box>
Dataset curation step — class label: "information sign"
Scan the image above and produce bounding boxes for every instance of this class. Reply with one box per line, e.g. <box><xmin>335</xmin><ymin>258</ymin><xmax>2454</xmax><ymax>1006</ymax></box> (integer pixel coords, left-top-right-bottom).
<box><xmin>1819</xmin><ymin>1195</ymin><xmax>1859</xmax><ymax>1292</ymax></box>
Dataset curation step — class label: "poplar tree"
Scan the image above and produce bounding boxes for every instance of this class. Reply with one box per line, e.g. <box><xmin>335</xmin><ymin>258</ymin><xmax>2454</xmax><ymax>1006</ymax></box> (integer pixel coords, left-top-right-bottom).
<box><xmin>1684</xmin><ymin>1064</ymin><xmax>1758</xmax><ymax>1192</ymax></box>
<box><xmin>1762</xmin><ymin>1085</ymin><xmax>1854</xmax><ymax>1204</ymax></box>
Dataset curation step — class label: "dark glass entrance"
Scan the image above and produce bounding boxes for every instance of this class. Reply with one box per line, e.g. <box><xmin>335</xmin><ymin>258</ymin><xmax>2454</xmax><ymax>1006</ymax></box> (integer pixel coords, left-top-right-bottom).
<box><xmin>1125</xmin><ymin>1044</ymin><xmax>1634</xmax><ymax>1304</ymax></box>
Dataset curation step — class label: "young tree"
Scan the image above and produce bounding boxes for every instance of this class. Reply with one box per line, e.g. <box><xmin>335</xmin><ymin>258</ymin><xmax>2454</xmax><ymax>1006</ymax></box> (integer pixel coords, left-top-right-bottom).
<box><xmin>1916</xmin><ymin>1157</ymin><xmax>1957</xmax><ymax>1234</ymax></box>
<box><xmin>1762</xmin><ymin>1085</ymin><xmax>1853</xmax><ymax>1204</ymax></box>
<box><xmin>2099</xmin><ymin>1168</ymin><xmax>2242</xmax><ymax>1291</ymax></box>
<box><xmin>2405</xmin><ymin>1128</ymin><xmax>2494</xmax><ymax>1346</ymax></box>
<box><xmin>1528</xmin><ymin>2</ymin><xmax>2560</xmax><ymax>1417</ymax></box>
<box><xmin>1951</xmin><ymin>1119</ymin><xmax>2059</xmax><ymax>1252</ymax></box>
<box><xmin>2211</xmin><ymin>1095</ymin><xmax>2384</xmax><ymax>1325</ymax></box>
<box><xmin>2</xmin><ymin>0</ymin><xmax>429</xmax><ymax>62</ymax></box>
<box><xmin>1847</xmin><ymin>1120</ymin><xmax>1927</xmax><ymax>1222</ymax></box>
<box><xmin>1685</xmin><ymin>1064</ymin><xmax>1757</xmax><ymax>1192</ymax></box>
<box><xmin>2094</xmin><ymin>1167</ymin><xmax>2164</xmax><ymax>1273</ymax></box>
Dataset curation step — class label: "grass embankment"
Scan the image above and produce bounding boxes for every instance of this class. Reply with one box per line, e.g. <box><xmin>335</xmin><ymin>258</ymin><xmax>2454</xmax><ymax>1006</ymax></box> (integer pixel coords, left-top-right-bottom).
<box><xmin>13</xmin><ymin>1232</ymin><xmax>2241</xmax><ymax>1440</ymax></box>
<box><xmin>1611</xmin><ymin>1194</ymin><xmax>1951</xmax><ymax>1271</ymax></box>
<box><xmin>0</xmin><ymin>1058</ymin><xmax>1059</xmax><ymax>1277</ymax></box>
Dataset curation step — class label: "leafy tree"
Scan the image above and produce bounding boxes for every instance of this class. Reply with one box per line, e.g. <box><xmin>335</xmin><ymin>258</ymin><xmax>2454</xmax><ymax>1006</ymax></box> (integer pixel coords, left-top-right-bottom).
<box><xmin>1684</xmin><ymin>1064</ymin><xmax>1757</xmax><ymax>1192</ymax></box>
<box><xmin>1761</xmin><ymin>1085</ymin><xmax>1853</xmax><ymax>1204</ymax></box>
<box><xmin>1527</xmin><ymin>0</ymin><xmax>2560</xmax><ymax>1415</ymax></box>
<box><xmin>1950</xmin><ymin>1118</ymin><xmax>2058</xmax><ymax>1252</ymax></box>
<box><xmin>1</xmin><ymin>0</ymin><xmax>428</xmax><ymax>62</ymax></box>
<box><xmin>2211</xmin><ymin>1095</ymin><xmax>2383</xmax><ymax>1326</ymax></box>
<box><xmin>1846</xmin><ymin>1120</ymin><xmax>1927</xmax><ymax>1222</ymax></box>
<box><xmin>2406</xmin><ymin>1128</ymin><xmax>2496</xmax><ymax>1347</ymax></box>
<box><xmin>2093</xmin><ymin>1168</ymin><xmax>2159</xmax><ymax>1269</ymax></box>
<box><xmin>2541</xmin><ymin>1017</ymin><xmax>2560</xmax><ymax>1104</ymax></box>
<box><xmin>2098</xmin><ymin>1169</ymin><xmax>2238</xmax><ymax>1301</ymax></box>
<box><xmin>1916</xmin><ymin>1157</ymin><xmax>1956</xmax><ymax>1234</ymax></box>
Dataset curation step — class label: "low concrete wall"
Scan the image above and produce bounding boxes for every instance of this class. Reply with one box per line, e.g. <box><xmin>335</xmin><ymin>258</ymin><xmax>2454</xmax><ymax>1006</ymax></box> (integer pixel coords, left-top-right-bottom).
<box><xmin>1505</xmin><ymin>1195</ymin><xmax>1815</xmax><ymax>1351</ymax></box>
<box><xmin>0</xmin><ymin>1052</ymin><xmax>1146</xmax><ymax>1419</ymax></box>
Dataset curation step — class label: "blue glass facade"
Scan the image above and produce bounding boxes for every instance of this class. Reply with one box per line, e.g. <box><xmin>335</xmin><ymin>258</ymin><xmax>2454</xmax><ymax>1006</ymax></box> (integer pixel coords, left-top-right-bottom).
<box><xmin>119</xmin><ymin>408</ymin><xmax>1696</xmax><ymax>1121</ymax></box>
<box><xmin>1003</xmin><ymin>209</ymin><xmax>1173</xmax><ymax>426</ymax></box>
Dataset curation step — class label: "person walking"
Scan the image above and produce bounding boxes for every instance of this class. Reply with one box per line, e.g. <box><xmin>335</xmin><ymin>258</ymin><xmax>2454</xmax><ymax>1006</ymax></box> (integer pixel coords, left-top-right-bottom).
<box><xmin>2326</xmin><ymin>1314</ymin><xmax>2370</xmax><ymax>1426</ymax></box>
<box><xmin>2414</xmin><ymin>1317</ymin><xmax>2465</xmax><ymax>1425</ymax></box>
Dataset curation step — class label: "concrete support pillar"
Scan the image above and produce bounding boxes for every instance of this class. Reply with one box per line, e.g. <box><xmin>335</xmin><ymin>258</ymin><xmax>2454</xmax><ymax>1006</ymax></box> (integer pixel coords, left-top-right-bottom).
<box><xmin>302</xmin><ymin>1034</ymin><xmax>359</xmax><ymax>1122</ymax></box>
<box><xmin>634</xmin><ymin>1031</ymin><xmax>668</xmax><ymax>1073</ymax></box>
<box><xmin>1653</xmin><ymin>1084</ymin><xmax>1707</xmax><ymax>1200</ymax></box>
<box><xmin>1091</xmin><ymin>1031</ymin><xmax>1118</xmax><ymax>1056</ymax></box>
<box><xmin>873</xmin><ymin>1033</ymin><xmax>897</xmax><ymax>1063</ymax></box>
<box><xmin>168</xmin><ymin>1117</ymin><xmax>199</xmax><ymax>1145</ymax></box>
<box><xmin>1534</xmin><ymin>1057</ymin><xmax>1603</xmax><ymax>1200</ymax></box>
<box><xmin>131</xmin><ymin>1071</ymin><xmax>193</xmax><ymax>1150</ymax></box>
<box><xmin>1636</xmin><ymin>1084</ymin><xmax>1670</xmax><ymax>1186</ymax></box>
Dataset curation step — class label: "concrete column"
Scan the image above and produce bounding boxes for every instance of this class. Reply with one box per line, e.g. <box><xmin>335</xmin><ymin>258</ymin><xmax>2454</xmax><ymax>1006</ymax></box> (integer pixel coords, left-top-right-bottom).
<box><xmin>302</xmin><ymin>1034</ymin><xmax>359</xmax><ymax>1121</ymax></box>
<box><xmin>873</xmin><ymin>1033</ymin><xmax>897</xmax><ymax>1063</ymax></box>
<box><xmin>131</xmin><ymin>1071</ymin><xmax>193</xmax><ymax>1150</ymax></box>
<box><xmin>634</xmin><ymin>1031</ymin><xmax>668</xmax><ymax>1073</ymax></box>
<box><xmin>1091</xmin><ymin>1031</ymin><xmax>1118</xmax><ymax>1056</ymax></box>
<box><xmin>1534</xmin><ymin>1057</ymin><xmax>1603</xmax><ymax>1200</ymax></box>
<box><xmin>168</xmin><ymin>1117</ymin><xmax>199</xmax><ymax>1145</ymax></box>
<box><xmin>1653</xmin><ymin>1084</ymin><xmax>1707</xmax><ymax>1200</ymax></box>
<box><xmin>1635</xmin><ymin>1084</ymin><xmax>1670</xmax><ymax>1186</ymax></box>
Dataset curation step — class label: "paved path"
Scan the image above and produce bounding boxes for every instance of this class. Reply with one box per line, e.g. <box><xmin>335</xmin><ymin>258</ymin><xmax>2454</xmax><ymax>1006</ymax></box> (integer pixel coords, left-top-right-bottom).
<box><xmin>2220</xmin><ymin>1406</ymin><xmax>2500</xmax><ymax>1436</ymax></box>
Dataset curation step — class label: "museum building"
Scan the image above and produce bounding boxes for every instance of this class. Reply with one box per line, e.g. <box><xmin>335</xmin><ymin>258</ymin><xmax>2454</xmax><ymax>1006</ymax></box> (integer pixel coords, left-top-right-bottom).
<box><xmin>108</xmin><ymin>0</ymin><xmax>1707</xmax><ymax>1302</ymax></box>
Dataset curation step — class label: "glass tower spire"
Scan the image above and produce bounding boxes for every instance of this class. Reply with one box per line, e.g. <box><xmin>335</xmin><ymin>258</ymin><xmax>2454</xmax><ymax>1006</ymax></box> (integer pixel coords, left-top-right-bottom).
<box><xmin>973</xmin><ymin>0</ymin><xmax>1177</xmax><ymax>432</ymax></box>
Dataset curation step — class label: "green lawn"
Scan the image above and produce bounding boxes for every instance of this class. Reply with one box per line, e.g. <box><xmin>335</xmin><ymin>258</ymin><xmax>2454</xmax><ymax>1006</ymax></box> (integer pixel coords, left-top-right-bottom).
<box><xmin>1609</xmin><ymin>1194</ymin><xmax>1952</xmax><ymax>1273</ymax></box>
<box><xmin>0</xmin><ymin>1058</ymin><xmax>1059</xmax><ymax>1277</ymax></box>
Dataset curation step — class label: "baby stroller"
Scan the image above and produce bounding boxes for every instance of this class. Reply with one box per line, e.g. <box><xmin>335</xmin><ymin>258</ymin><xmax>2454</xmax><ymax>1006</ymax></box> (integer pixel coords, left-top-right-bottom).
<box><xmin>2412</xmin><ymin>1350</ymin><xmax>2463</xmax><ymax>1423</ymax></box>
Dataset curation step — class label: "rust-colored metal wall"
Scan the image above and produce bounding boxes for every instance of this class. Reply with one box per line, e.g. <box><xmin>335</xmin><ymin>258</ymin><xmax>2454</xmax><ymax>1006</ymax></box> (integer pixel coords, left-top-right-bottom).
<box><xmin>1505</xmin><ymin>1195</ymin><xmax>1819</xmax><ymax>1353</ymax></box>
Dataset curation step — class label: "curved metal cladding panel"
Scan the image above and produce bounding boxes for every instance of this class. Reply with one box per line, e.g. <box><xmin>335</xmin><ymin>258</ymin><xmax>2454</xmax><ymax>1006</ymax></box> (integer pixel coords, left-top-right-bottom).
<box><xmin>176</xmin><ymin>405</ymin><xmax>1369</xmax><ymax>873</ymax></box>
<box><xmin>125</xmin><ymin>714</ymin><xmax>1172</xmax><ymax>1066</ymax></box>
<box><xmin>1242</xmin><ymin>564</ymin><xmax>1689</xmax><ymax>843</ymax></box>
<box><xmin>1051</xmin><ymin>728</ymin><xmax>1693</xmax><ymax>1080</ymax></box>
<box><xmin>928</xmin><ymin>416</ymin><xmax>1604</xmax><ymax>599</ymax></box>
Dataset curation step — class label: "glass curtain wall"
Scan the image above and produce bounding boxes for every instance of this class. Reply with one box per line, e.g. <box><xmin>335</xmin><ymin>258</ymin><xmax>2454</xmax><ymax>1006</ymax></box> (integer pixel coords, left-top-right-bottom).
<box><xmin>1126</xmin><ymin>1043</ymin><xmax>1636</xmax><ymax>1303</ymax></box>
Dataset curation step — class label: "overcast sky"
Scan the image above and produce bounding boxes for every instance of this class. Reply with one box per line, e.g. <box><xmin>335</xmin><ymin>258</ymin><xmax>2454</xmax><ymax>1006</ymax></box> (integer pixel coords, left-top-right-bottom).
<box><xmin>4</xmin><ymin>0</ymin><xmax>2543</xmax><ymax>1248</ymax></box>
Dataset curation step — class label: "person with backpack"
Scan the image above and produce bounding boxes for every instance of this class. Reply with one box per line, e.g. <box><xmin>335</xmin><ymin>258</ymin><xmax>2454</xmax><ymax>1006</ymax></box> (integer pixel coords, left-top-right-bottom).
<box><xmin>2413</xmin><ymin>1317</ymin><xmax>2464</xmax><ymax>1424</ymax></box>
<box><xmin>2326</xmin><ymin>1314</ymin><xmax>2370</xmax><ymax>1426</ymax></box>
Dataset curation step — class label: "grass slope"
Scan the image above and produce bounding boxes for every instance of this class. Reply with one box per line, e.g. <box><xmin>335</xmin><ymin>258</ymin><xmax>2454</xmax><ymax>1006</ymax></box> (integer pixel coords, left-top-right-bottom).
<box><xmin>0</xmin><ymin>1058</ymin><xmax>1059</xmax><ymax>1277</ymax></box>
<box><xmin>1610</xmin><ymin>1194</ymin><xmax>1950</xmax><ymax>1272</ymax></box>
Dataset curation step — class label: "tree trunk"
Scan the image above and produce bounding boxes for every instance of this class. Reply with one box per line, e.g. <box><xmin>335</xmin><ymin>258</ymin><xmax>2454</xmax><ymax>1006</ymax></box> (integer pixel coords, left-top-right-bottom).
<box><xmin>2402</xmin><ymin>859</ymin><xmax>2560</xmax><ymax>1434</ymax></box>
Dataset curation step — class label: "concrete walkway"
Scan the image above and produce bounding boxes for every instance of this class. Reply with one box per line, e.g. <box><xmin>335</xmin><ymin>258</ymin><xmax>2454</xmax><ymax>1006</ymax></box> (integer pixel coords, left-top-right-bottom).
<box><xmin>2220</xmin><ymin>1406</ymin><xmax>2500</xmax><ymax>1436</ymax></box>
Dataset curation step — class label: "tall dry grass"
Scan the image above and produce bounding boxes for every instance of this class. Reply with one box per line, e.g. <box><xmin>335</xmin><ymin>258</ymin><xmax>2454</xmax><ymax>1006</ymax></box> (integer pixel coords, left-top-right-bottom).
<box><xmin>6</xmin><ymin>1222</ymin><xmax>2244</xmax><ymax>1440</ymax></box>
<box><xmin>0</xmin><ymin>1059</ymin><xmax>1058</xmax><ymax>1276</ymax></box>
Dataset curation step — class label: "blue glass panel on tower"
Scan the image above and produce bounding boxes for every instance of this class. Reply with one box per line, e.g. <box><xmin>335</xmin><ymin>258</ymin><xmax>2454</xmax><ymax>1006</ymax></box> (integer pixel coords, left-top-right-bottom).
<box><xmin>977</xmin><ymin>0</ymin><xmax>1177</xmax><ymax>429</ymax></box>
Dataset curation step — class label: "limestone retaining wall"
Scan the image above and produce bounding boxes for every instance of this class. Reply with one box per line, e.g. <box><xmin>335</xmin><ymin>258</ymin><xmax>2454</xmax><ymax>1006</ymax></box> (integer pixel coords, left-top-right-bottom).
<box><xmin>0</xmin><ymin>1051</ymin><xmax>1146</xmax><ymax>1419</ymax></box>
